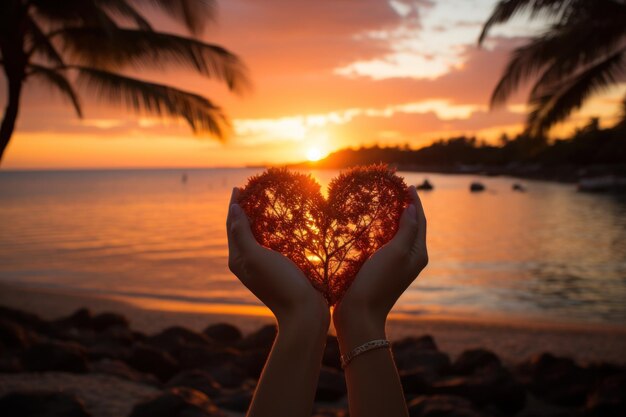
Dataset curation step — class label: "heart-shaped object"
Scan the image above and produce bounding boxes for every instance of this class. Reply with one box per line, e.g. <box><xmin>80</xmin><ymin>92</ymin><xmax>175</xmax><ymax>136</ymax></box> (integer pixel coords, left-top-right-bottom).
<box><xmin>238</xmin><ymin>164</ymin><xmax>409</xmax><ymax>305</ymax></box>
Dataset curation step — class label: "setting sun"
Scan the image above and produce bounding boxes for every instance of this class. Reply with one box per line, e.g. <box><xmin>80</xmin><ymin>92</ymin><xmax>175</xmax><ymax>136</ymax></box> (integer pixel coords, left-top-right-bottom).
<box><xmin>306</xmin><ymin>147</ymin><xmax>324</xmax><ymax>162</ymax></box>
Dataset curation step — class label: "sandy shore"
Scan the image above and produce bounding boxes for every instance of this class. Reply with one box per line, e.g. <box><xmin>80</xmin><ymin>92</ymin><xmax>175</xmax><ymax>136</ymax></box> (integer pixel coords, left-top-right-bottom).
<box><xmin>2</xmin><ymin>282</ymin><xmax>625</xmax><ymax>365</ymax></box>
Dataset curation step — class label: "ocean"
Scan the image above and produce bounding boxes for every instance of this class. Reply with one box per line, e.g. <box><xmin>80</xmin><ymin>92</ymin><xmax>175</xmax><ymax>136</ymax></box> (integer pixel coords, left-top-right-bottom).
<box><xmin>1</xmin><ymin>168</ymin><xmax>625</xmax><ymax>325</ymax></box>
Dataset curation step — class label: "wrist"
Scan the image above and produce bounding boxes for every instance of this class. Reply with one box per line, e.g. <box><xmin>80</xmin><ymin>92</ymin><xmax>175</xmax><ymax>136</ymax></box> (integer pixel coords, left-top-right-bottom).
<box><xmin>276</xmin><ymin>299</ymin><xmax>330</xmax><ymax>341</ymax></box>
<box><xmin>333</xmin><ymin>300</ymin><xmax>387</xmax><ymax>353</ymax></box>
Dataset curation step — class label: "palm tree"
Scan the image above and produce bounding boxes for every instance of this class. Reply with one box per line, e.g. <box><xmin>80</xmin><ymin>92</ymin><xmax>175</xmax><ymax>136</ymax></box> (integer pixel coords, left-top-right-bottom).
<box><xmin>0</xmin><ymin>0</ymin><xmax>249</xmax><ymax>163</ymax></box>
<box><xmin>479</xmin><ymin>0</ymin><xmax>626</xmax><ymax>136</ymax></box>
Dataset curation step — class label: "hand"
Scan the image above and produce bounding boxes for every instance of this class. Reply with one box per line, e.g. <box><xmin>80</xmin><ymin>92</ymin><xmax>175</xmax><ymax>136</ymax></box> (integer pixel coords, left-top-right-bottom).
<box><xmin>227</xmin><ymin>187</ymin><xmax>330</xmax><ymax>329</ymax></box>
<box><xmin>334</xmin><ymin>186</ymin><xmax>427</xmax><ymax>346</ymax></box>
<box><xmin>228</xmin><ymin>187</ymin><xmax>330</xmax><ymax>417</ymax></box>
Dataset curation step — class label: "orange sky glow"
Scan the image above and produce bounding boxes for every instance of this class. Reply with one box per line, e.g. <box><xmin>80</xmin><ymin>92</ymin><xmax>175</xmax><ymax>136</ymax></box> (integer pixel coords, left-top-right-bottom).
<box><xmin>1</xmin><ymin>0</ymin><xmax>625</xmax><ymax>169</ymax></box>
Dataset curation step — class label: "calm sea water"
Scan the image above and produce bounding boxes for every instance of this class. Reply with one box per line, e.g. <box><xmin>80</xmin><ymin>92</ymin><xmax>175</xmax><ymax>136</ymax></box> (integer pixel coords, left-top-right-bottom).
<box><xmin>1</xmin><ymin>168</ymin><xmax>625</xmax><ymax>325</ymax></box>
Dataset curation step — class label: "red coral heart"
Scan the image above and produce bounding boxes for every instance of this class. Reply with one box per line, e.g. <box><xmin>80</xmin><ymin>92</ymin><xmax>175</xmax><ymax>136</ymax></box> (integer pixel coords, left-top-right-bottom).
<box><xmin>238</xmin><ymin>164</ymin><xmax>409</xmax><ymax>305</ymax></box>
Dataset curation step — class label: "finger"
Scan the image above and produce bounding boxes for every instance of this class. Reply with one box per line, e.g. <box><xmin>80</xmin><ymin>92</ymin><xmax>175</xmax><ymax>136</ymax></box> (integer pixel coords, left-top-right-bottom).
<box><xmin>390</xmin><ymin>203</ymin><xmax>418</xmax><ymax>248</ymax></box>
<box><xmin>229</xmin><ymin>203</ymin><xmax>258</xmax><ymax>253</ymax></box>
<box><xmin>226</xmin><ymin>188</ymin><xmax>240</xmax><ymax>258</ymax></box>
<box><xmin>409</xmin><ymin>186</ymin><xmax>427</xmax><ymax>248</ymax></box>
<box><xmin>226</xmin><ymin>187</ymin><xmax>240</xmax><ymax>231</ymax></box>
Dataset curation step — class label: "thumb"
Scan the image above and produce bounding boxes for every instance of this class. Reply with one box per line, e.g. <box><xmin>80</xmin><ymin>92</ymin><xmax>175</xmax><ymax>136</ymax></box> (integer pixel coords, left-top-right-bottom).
<box><xmin>390</xmin><ymin>204</ymin><xmax>418</xmax><ymax>248</ymax></box>
<box><xmin>228</xmin><ymin>204</ymin><xmax>258</xmax><ymax>252</ymax></box>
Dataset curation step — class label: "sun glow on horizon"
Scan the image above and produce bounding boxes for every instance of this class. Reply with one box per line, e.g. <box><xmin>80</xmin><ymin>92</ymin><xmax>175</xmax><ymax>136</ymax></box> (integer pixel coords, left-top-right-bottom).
<box><xmin>306</xmin><ymin>147</ymin><xmax>325</xmax><ymax>162</ymax></box>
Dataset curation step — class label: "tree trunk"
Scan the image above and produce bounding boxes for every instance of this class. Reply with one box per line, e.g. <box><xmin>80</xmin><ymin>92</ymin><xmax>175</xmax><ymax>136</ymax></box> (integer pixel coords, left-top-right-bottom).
<box><xmin>0</xmin><ymin>0</ymin><xmax>27</xmax><ymax>164</ymax></box>
<box><xmin>0</xmin><ymin>75</ymin><xmax>23</xmax><ymax>162</ymax></box>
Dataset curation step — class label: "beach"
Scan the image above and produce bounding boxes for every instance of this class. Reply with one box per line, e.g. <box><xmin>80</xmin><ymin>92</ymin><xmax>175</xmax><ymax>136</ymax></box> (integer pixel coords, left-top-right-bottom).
<box><xmin>1</xmin><ymin>168</ymin><xmax>625</xmax><ymax>417</ymax></box>
<box><xmin>2</xmin><ymin>283</ymin><xmax>626</xmax><ymax>365</ymax></box>
<box><xmin>1</xmin><ymin>282</ymin><xmax>625</xmax><ymax>417</ymax></box>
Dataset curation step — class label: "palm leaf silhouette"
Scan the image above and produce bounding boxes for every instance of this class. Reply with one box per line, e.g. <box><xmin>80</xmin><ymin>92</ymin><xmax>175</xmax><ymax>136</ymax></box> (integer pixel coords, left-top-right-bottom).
<box><xmin>528</xmin><ymin>51</ymin><xmax>625</xmax><ymax>135</ymax></box>
<box><xmin>76</xmin><ymin>67</ymin><xmax>227</xmax><ymax>137</ymax></box>
<box><xmin>480</xmin><ymin>0</ymin><xmax>626</xmax><ymax>135</ymax></box>
<box><xmin>0</xmin><ymin>0</ymin><xmax>249</xmax><ymax>162</ymax></box>
<box><xmin>28</xmin><ymin>64</ymin><xmax>83</xmax><ymax>117</ymax></box>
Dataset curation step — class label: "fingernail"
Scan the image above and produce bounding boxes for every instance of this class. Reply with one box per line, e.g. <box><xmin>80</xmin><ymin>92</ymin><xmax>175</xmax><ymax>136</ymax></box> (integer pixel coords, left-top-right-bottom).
<box><xmin>230</xmin><ymin>204</ymin><xmax>242</xmax><ymax>217</ymax></box>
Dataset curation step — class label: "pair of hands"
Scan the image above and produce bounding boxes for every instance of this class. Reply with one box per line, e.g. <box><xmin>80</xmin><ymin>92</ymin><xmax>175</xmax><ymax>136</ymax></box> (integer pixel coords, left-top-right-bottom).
<box><xmin>226</xmin><ymin>185</ymin><xmax>428</xmax><ymax>342</ymax></box>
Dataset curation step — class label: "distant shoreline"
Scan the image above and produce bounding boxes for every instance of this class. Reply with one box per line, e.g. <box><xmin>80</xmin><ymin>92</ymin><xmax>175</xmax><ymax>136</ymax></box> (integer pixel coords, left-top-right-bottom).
<box><xmin>290</xmin><ymin>162</ymin><xmax>626</xmax><ymax>186</ymax></box>
<box><xmin>1</xmin><ymin>164</ymin><xmax>624</xmax><ymax>188</ymax></box>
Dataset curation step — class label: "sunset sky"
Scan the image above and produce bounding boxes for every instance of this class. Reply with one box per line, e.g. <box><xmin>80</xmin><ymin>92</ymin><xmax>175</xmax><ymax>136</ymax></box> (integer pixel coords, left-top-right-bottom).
<box><xmin>2</xmin><ymin>0</ymin><xmax>625</xmax><ymax>169</ymax></box>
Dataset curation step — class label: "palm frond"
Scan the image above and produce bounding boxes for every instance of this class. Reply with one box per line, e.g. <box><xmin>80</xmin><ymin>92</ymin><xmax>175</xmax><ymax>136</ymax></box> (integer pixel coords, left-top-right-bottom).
<box><xmin>95</xmin><ymin>0</ymin><xmax>153</xmax><ymax>31</ymax></box>
<box><xmin>527</xmin><ymin>50</ymin><xmax>626</xmax><ymax>135</ymax></box>
<box><xmin>131</xmin><ymin>0</ymin><xmax>215</xmax><ymax>35</ymax></box>
<box><xmin>30</xmin><ymin>0</ymin><xmax>118</xmax><ymax>33</ymax></box>
<box><xmin>530</xmin><ymin>43</ymin><xmax>626</xmax><ymax>102</ymax></box>
<box><xmin>59</xmin><ymin>28</ymin><xmax>250</xmax><ymax>94</ymax></box>
<box><xmin>490</xmin><ymin>32</ymin><xmax>563</xmax><ymax>107</ymax></box>
<box><xmin>530</xmin><ymin>5</ymin><xmax>626</xmax><ymax>99</ymax></box>
<box><xmin>25</xmin><ymin>16</ymin><xmax>64</xmax><ymax>66</ymax></box>
<box><xmin>479</xmin><ymin>0</ymin><xmax>574</xmax><ymax>44</ymax></box>
<box><xmin>74</xmin><ymin>66</ymin><xmax>227</xmax><ymax>138</ymax></box>
<box><xmin>27</xmin><ymin>64</ymin><xmax>82</xmax><ymax>117</ymax></box>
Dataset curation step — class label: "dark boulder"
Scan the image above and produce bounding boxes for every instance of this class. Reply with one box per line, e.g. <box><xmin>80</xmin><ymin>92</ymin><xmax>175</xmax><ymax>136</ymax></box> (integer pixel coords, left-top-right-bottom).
<box><xmin>205</xmin><ymin>362</ymin><xmax>249</xmax><ymax>389</ymax></box>
<box><xmin>167</xmin><ymin>370</ymin><xmax>222</xmax><ymax>398</ymax></box>
<box><xmin>203</xmin><ymin>323</ymin><xmax>242</xmax><ymax>344</ymax></box>
<box><xmin>401</xmin><ymin>368</ymin><xmax>436</xmax><ymax>396</ymax></box>
<box><xmin>451</xmin><ymin>349</ymin><xmax>501</xmax><ymax>376</ymax></box>
<box><xmin>0</xmin><ymin>306</ymin><xmax>48</xmax><ymax>333</ymax></box>
<box><xmin>315</xmin><ymin>367</ymin><xmax>346</xmax><ymax>402</ymax></box>
<box><xmin>49</xmin><ymin>309</ymin><xmax>128</xmax><ymax>335</ymax></box>
<box><xmin>87</xmin><ymin>340</ymin><xmax>131</xmax><ymax>362</ymax></box>
<box><xmin>392</xmin><ymin>336</ymin><xmax>448</xmax><ymax>375</ymax></box>
<box><xmin>586</xmin><ymin>373</ymin><xmax>626</xmax><ymax>417</ymax></box>
<box><xmin>238</xmin><ymin>324</ymin><xmax>277</xmax><ymax>351</ymax></box>
<box><xmin>0</xmin><ymin>353</ymin><xmax>21</xmax><ymax>373</ymax></box>
<box><xmin>214</xmin><ymin>389</ymin><xmax>253</xmax><ymax>412</ymax></box>
<box><xmin>21</xmin><ymin>341</ymin><xmax>88</xmax><ymax>373</ymax></box>
<box><xmin>91</xmin><ymin>312</ymin><xmax>129</xmax><ymax>332</ymax></box>
<box><xmin>0</xmin><ymin>391</ymin><xmax>91</xmax><ymax>417</ymax></box>
<box><xmin>84</xmin><ymin>323</ymin><xmax>135</xmax><ymax>361</ymax></box>
<box><xmin>394</xmin><ymin>349</ymin><xmax>451</xmax><ymax>375</ymax></box>
<box><xmin>393</xmin><ymin>335</ymin><xmax>439</xmax><ymax>353</ymax></box>
<box><xmin>127</xmin><ymin>343</ymin><xmax>179</xmax><ymax>382</ymax></box>
<box><xmin>431</xmin><ymin>367</ymin><xmax>526</xmax><ymax>414</ymax></box>
<box><xmin>176</xmin><ymin>344</ymin><xmax>241</xmax><ymax>371</ymax></box>
<box><xmin>148</xmin><ymin>326</ymin><xmax>212</xmax><ymax>353</ymax></box>
<box><xmin>132</xmin><ymin>330</ymin><xmax>148</xmax><ymax>342</ymax></box>
<box><xmin>54</xmin><ymin>308</ymin><xmax>93</xmax><ymax>329</ymax></box>
<box><xmin>517</xmin><ymin>353</ymin><xmax>592</xmax><ymax>407</ymax></box>
<box><xmin>236</xmin><ymin>348</ymin><xmax>270</xmax><ymax>379</ymax></box>
<box><xmin>92</xmin><ymin>358</ymin><xmax>159</xmax><ymax>385</ymax></box>
<box><xmin>129</xmin><ymin>387</ymin><xmax>225</xmax><ymax>417</ymax></box>
<box><xmin>408</xmin><ymin>395</ymin><xmax>481</xmax><ymax>417</ymax></box>
<box><xmin>0</xmin><ymin>318</ymin><xmax>33</xmax><ymax>349</ymax></box>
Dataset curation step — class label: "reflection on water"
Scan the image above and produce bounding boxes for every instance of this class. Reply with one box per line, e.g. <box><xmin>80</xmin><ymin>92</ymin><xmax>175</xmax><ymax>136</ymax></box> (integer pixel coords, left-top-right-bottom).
<box><xmin>0</xmin><ymin>168</ymin><xmax>625</xmax><ymax>325</ymax></box>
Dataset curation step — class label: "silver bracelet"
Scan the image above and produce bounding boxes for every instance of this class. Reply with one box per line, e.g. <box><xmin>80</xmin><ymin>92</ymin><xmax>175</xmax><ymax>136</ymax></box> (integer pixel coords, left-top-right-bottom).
<box><xmin>340</xmin><ymin>339</ymin><xmax>390</xmax><ymax>369</ymax></box>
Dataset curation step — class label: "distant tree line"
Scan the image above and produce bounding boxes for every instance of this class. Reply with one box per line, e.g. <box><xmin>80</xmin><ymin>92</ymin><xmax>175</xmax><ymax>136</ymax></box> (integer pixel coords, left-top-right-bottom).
<box><xmin>307</xmin><ymin>118</ymin><xmax>626</xmax><ymax>175</ymax></box>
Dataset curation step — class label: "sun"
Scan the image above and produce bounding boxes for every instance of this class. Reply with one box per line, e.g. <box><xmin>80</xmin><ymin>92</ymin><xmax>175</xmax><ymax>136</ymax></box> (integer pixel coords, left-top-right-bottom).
<box><xmin>306</xmin><ymin>147</ymin><xmax>324</xmax><ymax>162</ymax></box>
